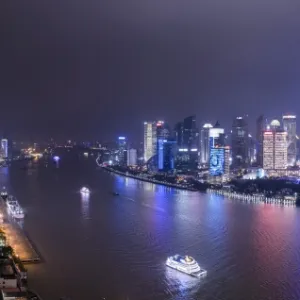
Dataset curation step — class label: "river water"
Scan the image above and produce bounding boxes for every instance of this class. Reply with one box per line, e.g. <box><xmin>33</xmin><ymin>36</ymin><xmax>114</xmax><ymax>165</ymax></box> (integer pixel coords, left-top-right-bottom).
<box><xmin>1</xmin><ymin>152</ymin><xmax>300</xmax><ymax>300</ymax></box>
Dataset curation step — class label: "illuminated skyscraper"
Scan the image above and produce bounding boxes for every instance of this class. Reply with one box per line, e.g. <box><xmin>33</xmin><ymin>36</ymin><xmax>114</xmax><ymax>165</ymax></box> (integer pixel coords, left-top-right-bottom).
<box><xmin>183</xmin><ymin>115</ymin><xmax>198</xmax><ymax>149</ymax></box>
<box><xmin>200</xmin><ymin>123</ymin><xmax>213</xmax><ymax>164</ymax></box>
<box><xmin>117</xmin><ymin>137</ymin><xmax>127</xmax><ymax>165</ymax></box>
<box><xmin>209</xmin><ymin>121</ymin><xmax>225</xmax><ymax>176</ymax></box>
<box><xmin>157</xmin><ymin>140</ymin><xmax>176</xmax><ymax>172</ymax></box>
<box><xmin>282</xmin><ymin>115</ymin><xmax>296</xmax><ymax>166</ymax></box>
<box><xmin>1</xmin><ymin>139</ymin><xmax>8</xmax><ymax>159</ymax></box>
<box><xmin>231</xmin><ymin>117</ymin><xmax>249</xmax><ymax>168</ymax></box>
<box><xmin>127</xmin><ymin>149</ymin><xmax>137</xmax><ymax>166</ymax></box>
<box><xmin>144</xmin><ymin>122</ymin><xmax>157</xmax><ymax>162</ymax></box>
<box><xmin>263</xmin><ymin>121</ymin><xmax>287</xmax><ymax>170</ymax></box>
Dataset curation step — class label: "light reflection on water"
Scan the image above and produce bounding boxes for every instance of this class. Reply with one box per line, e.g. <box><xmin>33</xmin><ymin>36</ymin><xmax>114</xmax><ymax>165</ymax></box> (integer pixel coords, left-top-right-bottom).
<box><xmin>2</xmin><ymin>157</ymin><xmax>300</xmax><ymax>300</ymax></box>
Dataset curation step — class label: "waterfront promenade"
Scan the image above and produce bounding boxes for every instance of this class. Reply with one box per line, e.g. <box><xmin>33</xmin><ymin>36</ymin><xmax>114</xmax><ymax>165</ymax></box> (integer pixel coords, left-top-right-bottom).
<box><xmin>0</xmin><ymin>200</ymin><xmax>40</xmax><ymax>263</ymax></box>
<box><xmin>102</xmin><ymin>166</ymin><xmax>197</xmax><ymax>191</ymax></box>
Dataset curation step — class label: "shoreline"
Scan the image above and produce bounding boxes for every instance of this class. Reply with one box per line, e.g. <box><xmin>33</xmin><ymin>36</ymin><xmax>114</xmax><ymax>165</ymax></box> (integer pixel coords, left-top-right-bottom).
<box><xmin>102</xmin><ymin>167</ymin><xmax>197</xmax><ymax>192</ymax></box>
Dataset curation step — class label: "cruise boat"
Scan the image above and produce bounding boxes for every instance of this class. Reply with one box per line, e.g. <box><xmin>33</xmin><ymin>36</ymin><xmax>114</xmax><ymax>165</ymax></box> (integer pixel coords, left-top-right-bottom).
<box><xmin>166</xmin><ymin>255</ymin><xmax>207</xmax><ymax>277</ymax></box>
<box><xmin>6</xmin><ymin>198</ymin><xmax>25</xmax><ymax>219</ymax></box>
<box><xmin>1</xmin><ymin>187</ymin><xmax>8</xmax><ymax>200</ymax></box>
<box><xmin>80</xmin><ymin>187</ymin><xmax>90</xmax><ymax>194</ymax></box>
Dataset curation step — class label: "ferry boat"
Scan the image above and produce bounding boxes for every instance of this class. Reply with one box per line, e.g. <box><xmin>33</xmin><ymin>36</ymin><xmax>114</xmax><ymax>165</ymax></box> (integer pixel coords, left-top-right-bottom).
<box><xmin>6</xmin><ymin>197</ymin><xmax>25</xmax><ymax>219</ymax></box>
<box><xmin>1</xmin><ymin>187</ymin><xmax>8</xmax><ymax>200</ymax></box>
<box><xmin>166</xmin><ymin>255</ymin><xmax>207</xmax><ymax>277</ymax></box>
<box><xmin>80</xmin><ymin>187</ymin><xmax>90</xmax><ymax>194</ymax></box>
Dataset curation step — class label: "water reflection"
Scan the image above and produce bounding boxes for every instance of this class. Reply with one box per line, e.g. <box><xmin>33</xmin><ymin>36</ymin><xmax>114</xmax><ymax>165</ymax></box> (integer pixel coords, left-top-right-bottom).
<box><xmin>80</xmin><ymin>193</ymin><xmax>90</xmax><ymax>220</ymax></box>
<box><xmin>164</xmin><ymin>267</ymin><xmax>201</xmax><ymax>299</ymax></box>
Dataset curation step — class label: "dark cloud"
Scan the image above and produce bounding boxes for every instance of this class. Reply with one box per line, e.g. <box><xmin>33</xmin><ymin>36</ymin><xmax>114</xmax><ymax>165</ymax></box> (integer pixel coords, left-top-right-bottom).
<box><xmin>1</xmin><ymin>0</ymin><xmax>300</xmax><ymax>140</ymax></box>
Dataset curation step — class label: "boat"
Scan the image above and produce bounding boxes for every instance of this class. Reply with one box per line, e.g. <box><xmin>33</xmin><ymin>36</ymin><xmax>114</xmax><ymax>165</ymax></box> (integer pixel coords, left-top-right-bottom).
<box><xmin>166</xmin><ymin>255</ymin><xmax>207</xmax><ymax>277</ymax></box>
<box><xmin>80</xmin><ymin>187</ymin><xmax>90</xmax><ymax>194</ymax></box>
<box><xmin>6</xmin><ymin>197</ymin><xmax>25</xmax><ymax>219</ymax></box>
<box><xmin>1</xmin><ymin>187</ymin><xmax>8</xmax><ymax>200</ymax></box>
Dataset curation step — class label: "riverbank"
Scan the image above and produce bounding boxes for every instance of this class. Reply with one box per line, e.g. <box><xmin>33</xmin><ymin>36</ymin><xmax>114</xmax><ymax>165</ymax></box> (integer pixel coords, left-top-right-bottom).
<box><xmin>207</xmin><ymin>189</ymin><xmax>297</xmax><ymax>206</ymax></box>
<box><xmin>0</xmin><ymin>200</ymin><xmax>40</xmax><ymax>263</ymax></box>
<box><xmin>102</xmin><ymin>167</ymin><xmax>197</xmax><ymax>191</ymax></box>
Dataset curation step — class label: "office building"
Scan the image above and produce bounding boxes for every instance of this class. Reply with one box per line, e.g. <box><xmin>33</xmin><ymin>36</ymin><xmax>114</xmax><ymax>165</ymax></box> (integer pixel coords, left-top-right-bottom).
<box><xmin>200</xmin><ymin>123</ymin><xmax>213</xmax><ymax>164</ymax></box>
<box><xmin>183</xmin><ymin>115</ymin><xmax>198</xmax><ymax>149</ymax></box>
<box><xmin>256</xmin><ymin>115</ymin><xmax>266</xmax><ymax>166</ymax></box>
<box><xmin>0</xmin><ymin>139</ymin><xmax>8</xmax><ymax>159</ymax></box>
<box><xmin>209</xmin><ymin>121</ymin><xmax>225</xmax><ymax>176</ymax></box>
<box><xmin>158</xmin><ymin>140</ymin><xmax>176</xmax><ymax>172</ymax></box>
<box><xmin>174</xmin><ymin>122</ymin><xmax>183</xmax><ymax>147</ymax></box>
<box><xmin>117</xmin><ymin>137</ymin><xmax>127</xmax><ymax>165</ymax></box>
<box><xmin>144</xmin><ymin>122</ymin><xmax>157</xmax><ymax>162</ymax></box>
<box><xmin>282</xmin><ymin>115</ymin><xmax>297</xmax><ymax>166</ymax></box>
<box><xmin>263</xmin><ymin>122</ymin><xmax>287</xmax><ymax>170</ymax></box>
<box><xmin>231</xmin><ymin>117</ymin><xmax>249</xmax><ymax>168</ymax></box>
<box><xmin>248</xmin><ymin>134</ymin><xmax>256</xmax><ymax>164</ymax></box>
<box><xmin>127</xmin><ymin>149</ymin><xmax>137</xmax><ymax>166</ymax></box>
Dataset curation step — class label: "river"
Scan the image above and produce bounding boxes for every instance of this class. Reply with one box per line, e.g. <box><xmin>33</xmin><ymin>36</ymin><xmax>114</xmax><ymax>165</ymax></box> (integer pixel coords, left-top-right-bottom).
<box><xmin>1</xmin><ymin>152</ymin><xmax>300</xmax><ymax>300</ymax></box>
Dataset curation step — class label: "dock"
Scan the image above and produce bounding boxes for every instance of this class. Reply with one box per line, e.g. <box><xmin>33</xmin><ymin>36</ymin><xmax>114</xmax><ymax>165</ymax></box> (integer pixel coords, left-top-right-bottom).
<box><xmin>0</xmin><ymin>201</ymin><xmax>40</xmax><ymax>263</ymax></box>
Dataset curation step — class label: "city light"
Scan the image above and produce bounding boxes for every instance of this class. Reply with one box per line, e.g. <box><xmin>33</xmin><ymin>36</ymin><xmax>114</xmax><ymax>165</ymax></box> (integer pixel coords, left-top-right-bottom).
<box><xmin>118</xmin><ymin>137</ymin><xmax>125</xmax><ymax>140</ymax></box>
<box><xmin>53</xmin><ymin>156</ymin><xmax>60</xmax><ymax>162</ymax></box>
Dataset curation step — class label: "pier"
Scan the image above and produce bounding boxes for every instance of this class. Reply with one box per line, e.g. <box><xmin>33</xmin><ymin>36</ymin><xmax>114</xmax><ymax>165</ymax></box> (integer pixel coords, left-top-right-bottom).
<box><xmin>0</xmin><ymin>201</ymin><xmax>40</xmax><ymax>263</ymax></box>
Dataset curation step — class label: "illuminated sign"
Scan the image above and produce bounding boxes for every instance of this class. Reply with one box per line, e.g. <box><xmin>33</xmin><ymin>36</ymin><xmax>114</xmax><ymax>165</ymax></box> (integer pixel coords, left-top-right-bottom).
<box><xmin>209</xmin><ymin>148</ymin><xmax>225</xmax><ymax>176</ymax></box>
<box><xmin>191</xmin><ymin>148</ymin><xmax>198</xmax><ymax>152</ymax></box>
<box><xmin>283</xmin><ymin>115</ymin><xmax>296</xmax><ymax>119</ymax></box>
<box><xmin>178</xmin><ymin>148</ymin><xmax>188</xmax><ymax>152</ymax></box>
<box><xmin>118</xmin><ymin>137</ymin><xmax>126</xmax><ymax>140</ymax></box>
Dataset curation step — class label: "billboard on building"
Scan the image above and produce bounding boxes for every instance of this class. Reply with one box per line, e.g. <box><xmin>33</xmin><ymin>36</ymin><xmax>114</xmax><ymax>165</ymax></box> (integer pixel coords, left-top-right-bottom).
<box><xmin>209</xmin><ymin>147</ymin><xmax>225</xmax><ymax>176</ymax></box>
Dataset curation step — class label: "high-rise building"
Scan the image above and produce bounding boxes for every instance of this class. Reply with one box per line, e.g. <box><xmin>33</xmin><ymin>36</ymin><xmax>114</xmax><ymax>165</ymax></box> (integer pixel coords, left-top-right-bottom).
<box><xmin>263</xmin><ymin>121</ymin><xmax>287</xmax><ymax>170</ymax></box>
<box><xmin>231</xmin><ymin>117</ymin><xmax>249</xmax><ymax>168</ymax></box>
<box><xmin>200</xmin><ymin>123</ymin><xmax>213</xmax><ymax>164</ymax></box>
<box><xmin>127</xmin><ymin>149</ymin><xmax>137</xmax><ymax>166</ymax></box>
<box><xmin>1</xmin><ymin>139</ymin><xmax>8</xmax><ymax>159</ymax></box>
<box><xmin>174</xmin><ymin>122</ymin><xmax>183</xmax><ymax>147</ymax></box>
<box><xmin>144</xmin><ymin>122</ymin><xmax>157</xmax><ymax>162</ymax></box>
<box><xmin>256</xmin><ymin>115</ymin><xmax>266</xmax><ymax>166</ymax></box>
<box><xmin>209</xmin><ymin>121</ymin><xmax>225</xmax><ymax>176</ymax></box>
<box><xmin>157</xmin><ymin>140</ymin><xmax>176</xmax><ymax>172</ymax></box>
<box><xmin>282</xmin><ymin>115</ymin><xmax>297</xmax><ymax>166</ymax></box>
<box><xmin>183</xmin><ymin>115</ymin><xmax>198</xmax><ymax>149</ymax></box>
<box><xmin>248</xmin><ymin>134</ymin><xmax>256</xmax><ymax>164</ymax></box>
<box><xmin>117</xmin><ymin>137</ymin><xmax>127</xmax><ymax>165</ymax></box>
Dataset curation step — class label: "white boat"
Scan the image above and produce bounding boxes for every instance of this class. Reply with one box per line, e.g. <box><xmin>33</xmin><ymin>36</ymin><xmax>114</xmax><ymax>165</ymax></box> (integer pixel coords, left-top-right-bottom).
<box><xmin>6</xmin><ymin>198</ymin><xmax>25</xmax><ymax>219</ymax></box>
<box><xmin>80</xmin><ymin>187</ymin><xmax>90</xmax><ymax>194</ymax></box>
<box><xmin>166</xmin><ymin>255</ymin><xmax>207</xmax><ymax>277</ymax></box>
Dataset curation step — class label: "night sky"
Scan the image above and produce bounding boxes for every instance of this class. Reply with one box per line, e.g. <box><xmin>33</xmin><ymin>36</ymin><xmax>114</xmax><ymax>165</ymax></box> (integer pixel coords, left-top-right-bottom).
<box><xmin>1</xmin><ymin>1</ymin><xmax>300</xmax><ymax>141</ymax></box>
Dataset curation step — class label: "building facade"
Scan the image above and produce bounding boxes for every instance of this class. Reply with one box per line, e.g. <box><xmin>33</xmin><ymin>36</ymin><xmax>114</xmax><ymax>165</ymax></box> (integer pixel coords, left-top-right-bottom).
<box><xmin>200</xmin><ymin>123</ymin><xmax>213</xmax><ymax>164</ymax></box>
<box><xmin>256</xmin><ymin>115</ymin><xmax>266</xmax><ymax>166</ymax></box>
<box><xmin>157</xmin><ymin>140</ymin><xmax>176</xmax><ymax>172</ymax></box>
<box><xmin>127</xmin><ymin>149</ymin><xmax>137</xmax><ymax>166</ymax></box>
<box><xmin>282</xmin><ymin>115</ymin><xmax>297</xmax><ymax>166</ymax></box>
<box><xmin>117</xmin><ymin>137</ymin><xmax>127</xmax><ymax>165</ymax></box>
<box><xmin>231</xmin><ymin>117</ymin><xmax>249</xmax><ymax>168</ymax></box>
<box><xmin>0</xmin><ymin>139</ymin><xmax>8</xmax><ymax>159</ymax></box>
<box><xmin>144</xmin><ymin>122</ymin><xmax>157</xmax><ymax>162</ymax></box>
<box><xmin>263</xmin><ymin>129</ymin><xmax>287</xmax><ymax>170</ymax></box>
<box><xmin>209</xmin><ymin>121</ymin><xmax>225</xmax><ymax>176</ymax></box>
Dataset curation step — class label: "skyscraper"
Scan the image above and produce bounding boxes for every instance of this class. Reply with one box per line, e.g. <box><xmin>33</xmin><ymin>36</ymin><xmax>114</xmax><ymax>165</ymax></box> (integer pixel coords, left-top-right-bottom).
<box><xmin>0</xmin><ymin>139</ymin><xmax>8</xmax><ymax>159</ymax></box>
<box><xmin>144</xmin><ymin>122</ymin><xmax>157</xmax><ymax>162</ymax></box>
<box><xmin>209</xmin><ymin>121</ymin><xmax>225</xmax><ymax>176</ymax></box>
<box><xmin>157</xmin><ymin>140</ymin><xmax>176</xmax><ymax>172</ymax></box>
<box><xmin>127</xmin><ymin>149</ymin><xmax>137</xmax><ymax>166</ymax></box>
<box><xmin>183</xmin><ymin>115</ymin><xmax>198</xmax><ymax>149</ymax></box>
<box><xmin>117</xmin><ymin>137</ymin><xmax>127</xmax><ymax>165</ymax></box>
<box><xmin>263</xmin><ymin>120</ymin><xmax>287</xmax><ymax>170</ymax></box>
<box><xmin>200</xmin><ymin>123</ymin><xmax>213</xmax><ymax>164</ymax></box>
<box><xmin>231</xmin><ymin>117</ymin><xmax>249</xmax><ymax>168</ymax></box>
<box><xmin>256</xmin><ymin>115</ymin><xmax>266</xmax><ymax>166</ymax></box>
<box><xmin>174</xmin><ymin>122</ymin><xmax>183</xmax><ymax>147</ymax></box>
<box><xmin>282</xmin><ymin>115</ymin><xmax>297</xmax><ymax>166</ymax></box>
